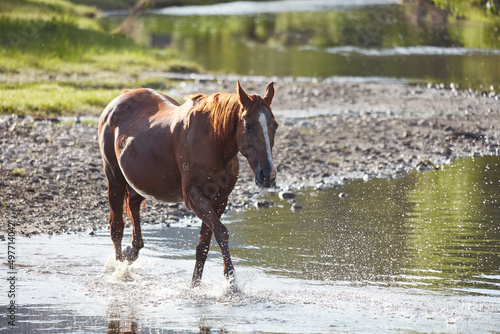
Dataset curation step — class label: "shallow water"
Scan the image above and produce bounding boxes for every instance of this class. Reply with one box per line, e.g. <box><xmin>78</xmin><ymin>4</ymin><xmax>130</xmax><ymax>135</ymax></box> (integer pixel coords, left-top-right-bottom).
<box><xmin>105</xmin><ymin>0</ymin><xmax>500</xmax><ymax>88</ymax></box>
<box><xmin>2</xmin><ymin>156</ymin><xmax>500</xmax><ymax>333</ymax></box>
<box><xmin>231</xmin><ymin>156</ymin><xmax>500</xmax><ymax>293</ymax></box>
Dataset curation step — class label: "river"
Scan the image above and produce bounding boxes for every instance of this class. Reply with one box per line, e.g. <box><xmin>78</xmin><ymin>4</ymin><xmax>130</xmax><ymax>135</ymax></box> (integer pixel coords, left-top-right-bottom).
<box><xmin>104</xmin><ymin>0</ymin><xmax>500</xmax><ymax>89</ymax></box>
<box><xmin>3</xmin><ymin>156</ymin><xmax>500</xmax><ymax>333</ymax></box>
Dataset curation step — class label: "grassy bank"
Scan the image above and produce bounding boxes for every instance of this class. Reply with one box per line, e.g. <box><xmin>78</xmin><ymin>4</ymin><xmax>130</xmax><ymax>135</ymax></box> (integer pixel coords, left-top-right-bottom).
<box><xmin>68</xmin><ymin>0</ymin><xmax>238</xmax><ymax>10</ymax></box>
<box><xmin>0</xmin><ymin>0</ymin><xmax>198</xmax><ymax>116</ymax></box>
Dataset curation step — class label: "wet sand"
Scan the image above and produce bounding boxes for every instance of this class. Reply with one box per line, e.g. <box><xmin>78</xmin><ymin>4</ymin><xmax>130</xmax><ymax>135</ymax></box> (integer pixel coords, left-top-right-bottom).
<box><xmin>1</xmin><ymin>76</ymin><xmax>499</xmax><ymax>236</ymax></box>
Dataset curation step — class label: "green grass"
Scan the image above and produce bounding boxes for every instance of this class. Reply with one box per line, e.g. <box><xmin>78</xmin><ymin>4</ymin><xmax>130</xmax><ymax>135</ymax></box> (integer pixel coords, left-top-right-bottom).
<box><xmin>67</xmin><ymin>0</ymin><xmax>257</xmax><ymax>10</ymax></box>
<box><xmin>0</xmin><ymin>82</ymin><xmax>122</xmax><ymax>116</ymax></box>
<box><xmin>0</xmin><ymin>0</ymin><xmax>198</xmax><ymax>116</ymax></box>
<box><xmin>0</xmin><ymin>76</ymin><xmax>179</xmax><ymax>116</ymax></box>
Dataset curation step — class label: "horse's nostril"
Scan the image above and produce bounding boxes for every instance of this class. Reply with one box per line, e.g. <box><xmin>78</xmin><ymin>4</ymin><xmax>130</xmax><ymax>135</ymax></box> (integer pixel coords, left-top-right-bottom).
<box><xmin>255</xmin><ymin>168</ymin><xmax>267</xmax><ymax>186</ymax></box>
<box><xmin>256</xmin><ymin>168</ymin><xmax>275</xmax><ymax>188</ymax></box>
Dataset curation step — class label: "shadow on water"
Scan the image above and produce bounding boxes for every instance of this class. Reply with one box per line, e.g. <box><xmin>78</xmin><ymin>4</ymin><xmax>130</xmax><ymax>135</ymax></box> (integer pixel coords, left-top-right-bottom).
<box><xmin>104</xmin><ymin>0</ymin><xmax>500</xmax><ymax>88</ymax></box>
<box><xmin>3</xmin><ymin>157</ymin><xmax>500</xmax><ymax>333</ymax></box>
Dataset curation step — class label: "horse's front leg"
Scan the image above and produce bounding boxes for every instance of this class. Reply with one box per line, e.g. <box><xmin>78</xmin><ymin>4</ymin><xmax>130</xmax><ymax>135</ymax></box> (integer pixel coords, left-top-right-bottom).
<box><xmin>186</xmin><ymin>188</ymin><xmax>235</xmax><ymax>284</ymax></box>
<box><xmin>192</xmin><ymin>200</ymin><xmax>229</xmax><ymax>286</ymax></box>
<box><xmin>192</xmin><ymin>223</ymin><xmax>212</xmax><ymax>287</ymax></box>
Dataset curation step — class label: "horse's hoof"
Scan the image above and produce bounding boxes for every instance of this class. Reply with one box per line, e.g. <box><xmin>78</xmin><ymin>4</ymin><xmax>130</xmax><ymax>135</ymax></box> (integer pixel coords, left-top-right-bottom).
<box><xmin>122</xmin><ymin>245</ymin><xmax>139</xmax><ymax>264</ymax></box>
<box><xmin>191</xmin><ymin>278</ymin><xmax>201</xmax><ymax>289</ymax></box>
<box><xmin>225</xmin><ymin>276</ymin><xmax>241</xmax><ymax>295</ymax></box>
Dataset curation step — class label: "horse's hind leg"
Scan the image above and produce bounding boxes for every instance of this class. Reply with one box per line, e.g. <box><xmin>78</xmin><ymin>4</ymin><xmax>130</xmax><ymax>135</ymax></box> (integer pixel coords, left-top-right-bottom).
<box><xmin>123</xmin><ymin>188</ymin><xmax>145</xmax><ymax>263</ymax></box>
<box><xmin>105</xmin><ymin>167</ymin><xmax>127</xmax><ymax>262</ymax></box>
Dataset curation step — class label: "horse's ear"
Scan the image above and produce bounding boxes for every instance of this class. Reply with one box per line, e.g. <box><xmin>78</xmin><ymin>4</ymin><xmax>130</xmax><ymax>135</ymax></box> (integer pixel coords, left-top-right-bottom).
<box><xmin>263</xmin><ymin>81</ymin><xmax>275</xmax><ymax>106</ymax></box>
<box><xmin>237</xmin><ymin>80</ymin><xmax>252</xmax><ymax>108</ymax></box>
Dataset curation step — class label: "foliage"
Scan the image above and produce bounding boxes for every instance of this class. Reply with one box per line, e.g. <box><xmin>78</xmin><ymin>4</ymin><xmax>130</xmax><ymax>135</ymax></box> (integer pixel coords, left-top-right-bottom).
<box><xmin>66</xmin><ymin>0</ymin><xmax>268</xmax><ymax>10</ymax></box>
<box><xmin>431</xmin><ymin>0</ymin><xmax>499</xmax><ymax>16</ymax></box>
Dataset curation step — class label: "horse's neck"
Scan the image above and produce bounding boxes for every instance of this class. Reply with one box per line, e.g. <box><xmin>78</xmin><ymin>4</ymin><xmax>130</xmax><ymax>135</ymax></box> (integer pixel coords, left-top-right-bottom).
<box><xmin>211</xmin><ymin>119</ymin><xmax>239</xmax><ymax>167</ymax></box>
<box><xmin>219</xmin><ymin>137</ymin><xmax>239</xmax><ymax>168</ymax></box>
<box><xmin>208</xmin><ymin>107</ymin><xmax>240</xmax><ymax>167</ymax></box>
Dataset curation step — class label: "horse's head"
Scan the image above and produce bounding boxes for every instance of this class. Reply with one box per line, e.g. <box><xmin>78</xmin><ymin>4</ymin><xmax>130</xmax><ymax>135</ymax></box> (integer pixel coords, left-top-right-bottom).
<box><xmin>236</xmin><ymin>81</ymin><xmax>278</xmax><ymax>188</ymax></box>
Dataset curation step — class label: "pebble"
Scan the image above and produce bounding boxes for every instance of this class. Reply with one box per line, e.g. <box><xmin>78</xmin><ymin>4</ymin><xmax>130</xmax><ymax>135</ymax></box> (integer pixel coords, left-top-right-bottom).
<box><xmin>29</xmin><ymin>176</ymin><xmax>40</xmax><ymax>183</ymax></box>
<box><xmin>255</xmin><ymin>200</ymin><xmax>274</xmax><ymax>209</ymax></box>
<box><xmin>291</xmin><ymin>203</ymin><xmax>304</xmax><ymax>212</ymax></box>
<box><xmin>2</xmin><ymin>78</ymin><xmax>500</xmax><ymax>236</ymax></box>
<box><xmin>279</xmin><ymin>191</ymin><xmax>296</xmax><ymax>200</ymax></box>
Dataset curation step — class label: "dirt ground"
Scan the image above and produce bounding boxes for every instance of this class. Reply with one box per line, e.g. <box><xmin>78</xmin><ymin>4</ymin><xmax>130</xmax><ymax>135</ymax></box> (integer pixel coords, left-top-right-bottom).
<box><xmin>1</xmin><ymin>76</ymin><xmax>499</xmax><ymax>237</ymax></box>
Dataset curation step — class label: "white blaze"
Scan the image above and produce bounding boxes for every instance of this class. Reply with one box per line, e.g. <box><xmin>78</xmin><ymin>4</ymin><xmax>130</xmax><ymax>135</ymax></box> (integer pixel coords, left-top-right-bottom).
<box><xmin>258</xmin><ymin>112</ymin><xmax>277</xmax><ymax>179</ymax></box>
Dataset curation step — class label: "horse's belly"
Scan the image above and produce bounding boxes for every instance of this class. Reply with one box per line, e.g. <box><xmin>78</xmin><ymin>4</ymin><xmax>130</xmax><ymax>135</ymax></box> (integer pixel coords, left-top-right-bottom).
<box><xmin>123</xmin><ymin>166</ymin><xmax>183</xmax><ymax>203</ymax></box>
<box><xmin>118</xmin><ymin>139</ymin><xmax>183</xmax><ymax>203</ymax></box>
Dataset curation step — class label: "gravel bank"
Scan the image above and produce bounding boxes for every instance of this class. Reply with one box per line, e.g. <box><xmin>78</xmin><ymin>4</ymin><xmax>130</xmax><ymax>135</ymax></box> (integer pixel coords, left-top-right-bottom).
<box><xmin>1</xmin><ymin>77</ymin><xmax>499</xmax><ymax>236</ymax></box>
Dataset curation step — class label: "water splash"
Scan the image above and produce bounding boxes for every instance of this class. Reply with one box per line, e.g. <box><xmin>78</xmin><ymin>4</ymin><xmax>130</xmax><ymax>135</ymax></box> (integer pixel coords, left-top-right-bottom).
<box><xmin>104</xmin><ymin>255</ymin><xmax>145</xmax><ymax>282</ymax></box>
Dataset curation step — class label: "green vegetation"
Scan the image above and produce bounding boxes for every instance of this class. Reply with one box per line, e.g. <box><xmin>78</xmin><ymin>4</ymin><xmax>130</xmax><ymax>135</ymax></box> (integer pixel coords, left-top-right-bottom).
<box><xmin>0</xmin><ymin>0</ymin><xmax>198</xmax><ymax>116</ymax></box>
<box><xmin>128</xmin><ymin>5</ymin><xmax>499</xmax><ymax>86</ymax></box>
<box><xmin>0</xmin><ymin>82</ymin><xmax>122</xmax><ymax>115</ymax></box>
<box><xmin>12</xmin><ymin>166</ymin><xmax>26</xmax><ymax>176</ymax></box>
<box><xmin>431</xmin><ymin>0</ymin><xmax>499</xmax><ymax>16</ymax></box>
<box><xmin>67</xmin><ymin>0</ymin><xmax>251</xmax><ymax>10</ymax></box>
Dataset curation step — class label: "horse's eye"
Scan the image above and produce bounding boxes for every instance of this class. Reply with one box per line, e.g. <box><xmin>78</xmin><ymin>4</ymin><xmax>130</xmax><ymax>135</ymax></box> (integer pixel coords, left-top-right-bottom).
<box><xmin>245</xmin><ymin>123</ymin><xmax>253</xmax><ymax>131</ymax></box>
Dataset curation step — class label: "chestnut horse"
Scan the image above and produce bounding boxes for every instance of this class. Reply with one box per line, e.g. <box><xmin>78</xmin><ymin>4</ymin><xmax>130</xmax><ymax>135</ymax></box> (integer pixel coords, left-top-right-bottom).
<box><xmin>98</xmin><ymin>81</ymin><xmax>277</xmax><ymax>286</ymax></box>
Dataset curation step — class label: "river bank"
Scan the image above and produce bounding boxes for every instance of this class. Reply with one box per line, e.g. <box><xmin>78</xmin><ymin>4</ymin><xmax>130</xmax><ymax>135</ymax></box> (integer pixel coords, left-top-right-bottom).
<box><xmin>1</xmin><ymin>76</ymin><xmax>499</xmax><ymax>236</ymax></box>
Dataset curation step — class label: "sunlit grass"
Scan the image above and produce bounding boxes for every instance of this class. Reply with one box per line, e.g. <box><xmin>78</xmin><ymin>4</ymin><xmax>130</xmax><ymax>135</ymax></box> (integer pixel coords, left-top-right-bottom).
<box><xmin>0</xmin><ymin>82</ymin><xmax>122</xmax><ymax>116</ymax></box>
<box><xmin>0</xmin><ymin>0</ymin><xmax>198</xmax><ymax>116</ymax></box>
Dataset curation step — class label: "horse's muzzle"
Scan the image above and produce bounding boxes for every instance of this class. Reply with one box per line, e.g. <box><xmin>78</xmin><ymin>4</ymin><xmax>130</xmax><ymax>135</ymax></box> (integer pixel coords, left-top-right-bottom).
<box><xmin>255</xmin><ymin>167</ymin><xmax>276</xmax><ymax>188</ymax></box>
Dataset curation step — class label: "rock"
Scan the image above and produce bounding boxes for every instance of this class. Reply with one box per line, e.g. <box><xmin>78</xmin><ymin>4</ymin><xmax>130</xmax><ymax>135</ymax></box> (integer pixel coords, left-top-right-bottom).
<box><xmin>29</xmin><ymin>176</ymin><xmax>40</xmax><ymax>183</ymax></box>
<box><xmin>255</xmin><ymin>200</ymin><xmax>274</xmax><ymax>209</ymax></box>
<box><xmin>314</xmin><ymin>181</ymin><xmax>326</xmax><ymax>190</ymax></box>
<box><xmin>291</xmin><ymin>203</ymin><xmax>304</xmax><ymax>212</ymax></box>
<box><xmin>279</xmin><ymin>191</ymin><xmax>296</xmax><ymax>200</ymax></box>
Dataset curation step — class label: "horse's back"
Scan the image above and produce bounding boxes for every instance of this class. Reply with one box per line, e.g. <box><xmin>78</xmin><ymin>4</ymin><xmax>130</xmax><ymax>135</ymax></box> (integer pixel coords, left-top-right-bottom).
<box><xmin>99</xmin><ymin>88</ymin><xmax>179</xmax><ymax>132</ymax></box>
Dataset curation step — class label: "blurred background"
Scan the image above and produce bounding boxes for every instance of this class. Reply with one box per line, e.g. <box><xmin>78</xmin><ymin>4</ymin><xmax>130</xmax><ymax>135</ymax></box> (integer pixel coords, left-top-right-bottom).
<box><xmin>105</xmin><ymin>0</ymin><xmax>500</xmax><ymax>87</ymax></box>
<box><xmin>1</xmin><ymin>0</ymin><xmax>499</xmax><ymax>116</ymax></box>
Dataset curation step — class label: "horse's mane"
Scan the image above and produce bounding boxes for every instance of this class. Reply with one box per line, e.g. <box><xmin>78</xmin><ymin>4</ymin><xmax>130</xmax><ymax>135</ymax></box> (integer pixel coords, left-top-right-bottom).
<box><xmin>187</xmin><ymin>92</ymin><xmax>267</xmax><ymax>148</ymax></box>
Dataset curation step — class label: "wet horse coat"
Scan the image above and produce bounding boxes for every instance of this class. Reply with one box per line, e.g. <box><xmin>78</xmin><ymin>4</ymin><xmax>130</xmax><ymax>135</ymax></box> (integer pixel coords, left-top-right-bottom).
<box><xmin>98</xmin><ymin>81</ymin><xmax>277</xmax><ymax>285</ymax></box>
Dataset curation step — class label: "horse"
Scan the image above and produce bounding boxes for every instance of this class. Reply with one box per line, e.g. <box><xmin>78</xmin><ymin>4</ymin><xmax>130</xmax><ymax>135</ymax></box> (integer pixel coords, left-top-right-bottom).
<box><xmin>98</xmin><ymin>81</ymin><xmax>278</xmax><ymax>286</ymax></box>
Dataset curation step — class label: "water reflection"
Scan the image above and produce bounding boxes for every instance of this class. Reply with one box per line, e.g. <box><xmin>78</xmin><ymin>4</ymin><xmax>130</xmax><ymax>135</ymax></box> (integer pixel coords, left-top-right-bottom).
<box><xmin>107</xmin><ymin>317</ymin><xmax>139</xmax><ymax>334</ymax></box>
<box><xmin>228</xmin><ymin>156</ymin><xmax>500</xmax><ymax>293</ymax></box>
<box><xmin>105</xmin><ymin>1</ymin><xmax>500</xmax><ymax>87</ymax></box>
<box><xmin>406</xmin><ymin>156</ymin><xmax>500</xmax><ymax>292</ymax></box>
